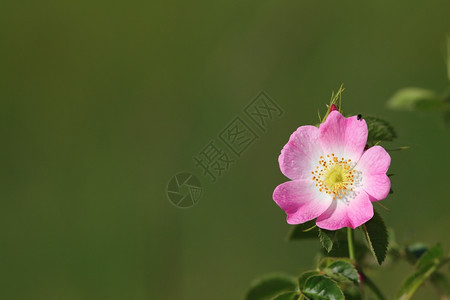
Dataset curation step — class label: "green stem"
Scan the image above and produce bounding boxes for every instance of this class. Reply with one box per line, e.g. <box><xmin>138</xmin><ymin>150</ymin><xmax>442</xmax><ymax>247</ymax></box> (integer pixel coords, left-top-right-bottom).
<box><xmin>347</xmin><ymin>227</ymin><xmax>355</xmax><ymax>260</ymax></box>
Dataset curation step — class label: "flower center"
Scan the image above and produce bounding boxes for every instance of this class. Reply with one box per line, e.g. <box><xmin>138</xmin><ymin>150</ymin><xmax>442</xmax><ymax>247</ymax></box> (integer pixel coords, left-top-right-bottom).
<box><xmin>311</xmin><ymin>154</ymin><xmax>355</xmax><ymax>200</ymax></box>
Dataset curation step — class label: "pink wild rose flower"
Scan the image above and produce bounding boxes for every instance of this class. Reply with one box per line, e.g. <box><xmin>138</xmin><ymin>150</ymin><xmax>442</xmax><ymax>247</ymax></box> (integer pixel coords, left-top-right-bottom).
<box><xmin>273</xmin><ymin>110</ymin><xmax>391</xmax><ymax>230</ymax></box>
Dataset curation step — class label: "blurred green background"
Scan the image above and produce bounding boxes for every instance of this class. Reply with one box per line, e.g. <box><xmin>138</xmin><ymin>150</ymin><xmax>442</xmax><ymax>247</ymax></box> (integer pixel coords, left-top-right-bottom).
<box><xmin>1</xmin><ymin>0</ymin><xmax>449</xmax><ymax>299</ymax></box>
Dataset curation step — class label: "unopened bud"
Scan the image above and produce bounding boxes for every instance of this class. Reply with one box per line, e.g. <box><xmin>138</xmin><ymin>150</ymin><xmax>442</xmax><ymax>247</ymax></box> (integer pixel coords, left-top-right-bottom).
<box><xmin>330</xmin><ymin>104</ymin><xmax>338</xmax><ymax>112</ymax></box>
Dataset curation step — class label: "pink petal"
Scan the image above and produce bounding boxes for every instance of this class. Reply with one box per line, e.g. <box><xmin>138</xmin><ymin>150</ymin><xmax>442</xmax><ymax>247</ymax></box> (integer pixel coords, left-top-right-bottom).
<box><xmin>278</xmin><ymin>125</ymin><xmax>323</xmax><ymax>180</ymax></box>
<box><xmin>316</xmin><ymin>190</ymin><xmax>374</xmax><ymax>230</ymax></box>
<box><xmin>273</xmin><ymin>180</ymin><xmax>333</xmax><ymax>224</ymax></box>
<box><xmin>356</xmin><ymin>146</ymin><xmax>391</xmax><ymax>201</ymax></box>
<box><xmin>319</xmin><ymin>111</ymin><xmax>368</xmax><ymax>162</ymax></box>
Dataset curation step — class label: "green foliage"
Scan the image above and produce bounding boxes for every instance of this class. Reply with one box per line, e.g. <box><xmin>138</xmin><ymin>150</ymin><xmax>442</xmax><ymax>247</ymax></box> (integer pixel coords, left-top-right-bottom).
<box><xmin>322</xmin><ymin>260</ymin><xmax>360</xmax><ymax>285</ymax></box>
<box><xmin>247</xmin><ymin>93</ymin><xmax>450</xmax><ymax>300</ymax></box>
<box><xmin>298</xmin><ymin>260</ymin><xmax>361</xmax><ymax>300</ymax></box>
<box><xmin>364</xmin><ymin>116</ymin><xmax>397</xmax><ymax>146</ymax></box>
<box><xmin>395</xmin><ymin>244</ymin><xmax>449</xmax><ymax>300</ymax></box>
<box><xmin>342</xmin><ymin>287</ymin><xmax>365</xmax><ymax>300</ymax></box>
<box><xmin>302</xmin><ymin>275</ymin><xmax>345</xmax><ymax>300</ymax></box>
<box><xmin>287</xmin><ymin>220</ymin><xmax>318</xmax><ymax>240</ymax></box>
<box><xmin>298</xmin><ymin>271</ymin><xmax>321</xmax><ymax>290</ymax></box>
<box><xmin>317</xmin><ymin>257</ymin><xmax>360</xmax><ymax>285</ymax></box>
<box><xmin>415</xmin><ymin>244</ymin><xmax>444</xmax><ymax>270</ymax></box>
<box><xmin>318</xmin><ymin>229</ymin><xmax>334</xmax><ymax>253</ymax></box>
<box><xmin>362</xmin><ymin>210</ymin><xmax>388</xmax><ymax>265</ymax></box>
<box><xmin>287</xmin><ymin>221</ymin><xmax>337</xmax><ymax>253</ymax></box>
<box><xmin>387</xmin><ymin>87</ymin><xmax>444</xmax><ymax>111</ymax></box>
<box><xmin>245</xmin><ymin>274</ymin><xmax>298</xmax><ymax>300</ymax></box>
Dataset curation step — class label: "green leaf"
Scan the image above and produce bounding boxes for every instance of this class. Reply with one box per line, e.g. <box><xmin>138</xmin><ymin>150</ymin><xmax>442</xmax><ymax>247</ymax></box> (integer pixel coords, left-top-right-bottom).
<box><xmin>323</xmin><ymin>260</ymin><xmax>360</xmax><ymax>285</ymax></box>
<box><xmin>302</xmin><ymin>275</ymin><xmax>345</xmax><ymax>300</ymax></box>
<box><xmin>395</xmin><ymin>244</ymin><xmax>445</xmax><ymax>300</ymax></box>
<box><xmin>317</xmin><ymin>257</ymin><xmax>340</xmax><ymax>269</ymax></box>
<box><xmin>387</xmin><ymin>87</ymin><xmax>444</xmax><ymax>111</ymax></box>
<box><xmin>396</xmin><ymin>270</ymin><xmax>431</xmax><ymax>300</ymax></box>
<box><xmin>287</xmin><ymin>220</ymin><xmax>318</xmax><ymax>241</ymax></box>
<box><xmin>245</xmin><ymin>273</ymin><xmax>298</xmax><ymax>300</ymax></box>
<box><xmin>318</xmin><ymin>229</ymin><xmax>334</xmax><ymax>253</ymax></box>
<box><xmin>298</xmin><ymin>271</ymin><xmax>321</xmax><ymax>291</ymax></box>
<box><xmin>362</xmin><ymin>210</ymin><xmax>388</xmax><ymax>265</ymax></box>
<box><xmin>317</xmin><ymin>257</ymin><xmax>359</xmax><ymax>285</ymax></box>
<box><xmin>364</xmin><ymin>116</ymin><xmax>397</xmax><ymax>146</ymax></box>
<box><xmin>271</xmin><ymin>291</ymin><xmax>300</xmax><ymax>300</ymax></box>
<box><xmin>342</xmin><ymin>288</ymin><xmax>364</xmax><ymax>300</ymax></box>
<box><xmin>317</xmin><ymin>257</ymin><xmax>351</xmax><ymax>269</ymax></box>
<box><xmin>415</xmin><ymin>244</ymin><xmax>443</xmax><ymax>270</ymax></box>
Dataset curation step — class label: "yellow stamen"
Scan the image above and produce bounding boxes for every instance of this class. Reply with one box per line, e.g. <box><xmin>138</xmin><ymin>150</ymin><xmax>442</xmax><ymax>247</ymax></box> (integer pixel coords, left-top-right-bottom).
<box><xmin>311</xmin><ymin>154</ymin><xmax>355</xmax><ymax>199</ymax></box>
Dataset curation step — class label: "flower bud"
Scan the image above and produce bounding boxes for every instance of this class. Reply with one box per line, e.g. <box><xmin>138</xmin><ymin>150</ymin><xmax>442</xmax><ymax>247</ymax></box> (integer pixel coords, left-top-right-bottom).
<box><xmin>329</xmin><ymin>104</ymin><xmax>338</xmax><ymax>112</ymax></box>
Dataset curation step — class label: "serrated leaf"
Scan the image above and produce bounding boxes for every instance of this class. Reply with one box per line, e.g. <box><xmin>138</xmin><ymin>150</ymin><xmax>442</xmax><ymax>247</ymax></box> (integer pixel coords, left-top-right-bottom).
<box><xmin>287</xmin><ymin>220</ymin><xmax>318</xmax><ymax>241</ymax></box>
<box><xmin>298</xmin><ymin>271</ymin><xmax>321</xmax><ymax>291</ymax></box>
<box><xmin>318</xmin><ymin>229</ymin><xmax>334</xmax><ymax>253</ymax></box>
<box><xmin>387</xmin><ymin>87</ymin><xmax>444</xmax><ymax>111</ymax></box>
<box><xmin>318</xmin><ymin>258</ymin><xmax>359</xmax><ymax>285</ymax></box>
<box><xmin>362</xmin><ymin>210</ymin><xmax>388</xmax><ymax>265</ymax></box>
<box><xmin>395</xmin><ymin>244</ymin><xmax>445</xmax><ymax>300</ymax></box>
<box><xmin>302</xmin><ymin>275</ymin><xmax>345</xmax><ymax>300</ymax></box>
<box><xmin>271</xmin><ymin>291</ymin><xmax>300</xmax><ymax>300</ymax></box>
<box><xmin>318</xmin><ymin>257</ymin><xmax>341</xmax><ymax>269</ymax></box>
<box><xmin>245</xmin><ymin>273</ymin><xmax>298</xmax><ymax>300</ymax></box>
<box><xmin>364</xmin><ymin>116</ymin><xmax>397</xmax><ymax>146</ymax></box>
<box><xmin>318</xmin><ymin>257</ymin><xmax>352</xmax><ymax>269</ymax></box>
<box><xmin>324</xmin><ymin>260</ymin><xmax>360</xmax><ymax>285</ymax></box>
